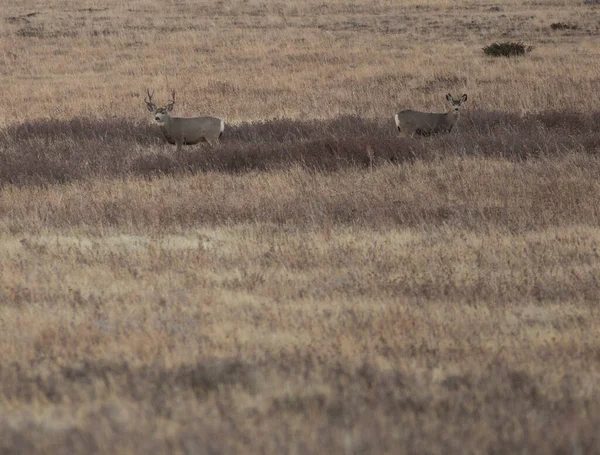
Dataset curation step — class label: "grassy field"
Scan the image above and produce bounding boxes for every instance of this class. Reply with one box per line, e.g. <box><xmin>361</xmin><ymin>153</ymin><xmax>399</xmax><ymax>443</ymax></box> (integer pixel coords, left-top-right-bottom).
<box><xmin>2</xmin><ymin>0</ymin><xmax>600</xmax><ymax>453</ymax></box>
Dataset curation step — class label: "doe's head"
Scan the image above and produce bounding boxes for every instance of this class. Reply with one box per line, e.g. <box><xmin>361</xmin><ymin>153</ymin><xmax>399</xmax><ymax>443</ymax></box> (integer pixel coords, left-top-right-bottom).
<box><xmin>144</xmin><ymin>89</ymin><xmax>175</xmax><ymax>124</ymax></box>
<box><xmin>446</xmin><ymin>93</ymin><xmax>468</xmax><ymax>111</ymax></box>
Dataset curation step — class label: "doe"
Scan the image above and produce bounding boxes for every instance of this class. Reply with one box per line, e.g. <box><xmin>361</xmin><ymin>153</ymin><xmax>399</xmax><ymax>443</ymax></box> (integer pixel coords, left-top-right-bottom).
<box><xmin>394</xmin><ymin>93</ymin><xmax>468</xmax><ymax>136</ymax></box>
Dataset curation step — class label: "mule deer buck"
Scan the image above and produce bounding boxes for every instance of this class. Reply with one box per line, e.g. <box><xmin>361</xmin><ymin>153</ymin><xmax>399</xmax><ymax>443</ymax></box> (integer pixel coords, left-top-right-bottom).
<box><xmin>145</xmin><ymin>90</ymin><xmax>225</xmax><ymax>152</ymax></box>
<box><xmin>394</xmin><ymin>93</ymin><xmax>467</xmax><ymax>136</ymax></box>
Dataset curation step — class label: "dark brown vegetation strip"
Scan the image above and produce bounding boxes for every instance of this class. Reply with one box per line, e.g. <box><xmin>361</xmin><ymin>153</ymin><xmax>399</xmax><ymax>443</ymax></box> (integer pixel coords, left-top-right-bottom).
<box><xmin>0</xmin><ymin>357</ymin><xmax>597</xmax><ymax>454</ymax></box>
<box><xmin>1</xmin><ymin>110</ymin><xmax>600</xmax><ymax>187</ymax></box>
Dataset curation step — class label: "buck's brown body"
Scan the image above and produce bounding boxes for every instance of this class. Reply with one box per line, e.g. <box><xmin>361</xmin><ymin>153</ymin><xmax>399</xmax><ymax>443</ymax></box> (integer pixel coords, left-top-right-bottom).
<box><xmin>145</xmin><ymin>90</ymin><xmax>225</xmax><ymax>151</ymax></box>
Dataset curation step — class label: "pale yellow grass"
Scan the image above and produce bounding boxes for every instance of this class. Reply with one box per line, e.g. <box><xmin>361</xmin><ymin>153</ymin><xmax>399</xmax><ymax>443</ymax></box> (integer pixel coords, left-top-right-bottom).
<box><xmin>2</xmin><ymin>155</ymin><xmax>599</xmax><ymax>232</ymax></box>
<box><xmin>2</xmin><ymin>0</ymin><xmax>600</xmax><ymax>125</ymax></box>
<box><xmin>2</xmin><ymin>222</ymin><xmax>598</xmax><ymax>367</ymax></box>
<box><xmin>1</xmin><ymin>157</ymin><xmax>599</xmax><ymax>370</ymax></box>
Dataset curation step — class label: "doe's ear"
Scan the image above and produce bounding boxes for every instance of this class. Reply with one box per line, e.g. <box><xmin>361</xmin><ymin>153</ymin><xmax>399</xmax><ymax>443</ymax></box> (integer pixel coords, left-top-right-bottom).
<box><xmin>461</xmin><ymin>94</ymin><xmax>468</xmax><ymax>102</ymax></box>
<box><xmin>446</xmin><ymin>93</ymin><xmax>453</xmax><ymax>101</ymax></box>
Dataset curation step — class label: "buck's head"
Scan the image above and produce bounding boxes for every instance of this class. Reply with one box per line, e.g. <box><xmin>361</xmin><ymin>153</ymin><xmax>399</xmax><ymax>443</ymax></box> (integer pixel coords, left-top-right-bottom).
<box><xmin>145</xmin><ymin>89</ymin><xmax>175</xmax><ymax>125</ymax></box>
<box><xmin>446</xmin><ymin>93</ymin><xmax>468</xmax><ymax>112</ymax></box>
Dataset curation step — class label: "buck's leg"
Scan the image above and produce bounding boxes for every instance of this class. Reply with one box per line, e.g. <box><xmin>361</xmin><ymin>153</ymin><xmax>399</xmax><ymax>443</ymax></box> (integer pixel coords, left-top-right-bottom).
<box><xmin>205</xmin><ymin>135</ymin><xmax>219</xmax><ymax>148</ymax></box>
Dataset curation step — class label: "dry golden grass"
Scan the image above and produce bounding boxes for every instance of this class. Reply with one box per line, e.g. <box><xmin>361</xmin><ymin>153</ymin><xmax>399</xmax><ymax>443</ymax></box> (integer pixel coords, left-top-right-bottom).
<box><xmin>2</xmin><ymin>157</ymin><xmax>600</xmax><ymax>453</ymax></box>
<box><xmin>2</xmin><ymin>0</ymin><xmax>600</xmax><ymax>124</ymax></box>
<box><xmin>2</xmin><ymin>154</ymin><xmax>600</xmax><ymax>232</ymax></box>
<box><xmin>2</xmin><ymin>0</ymin><xmax>600</xmax><ymax>453</ymax></box>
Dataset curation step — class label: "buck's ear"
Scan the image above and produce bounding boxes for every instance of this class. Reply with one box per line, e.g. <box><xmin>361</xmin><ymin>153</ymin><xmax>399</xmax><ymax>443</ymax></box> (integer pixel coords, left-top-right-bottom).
<box><xmin>146</xmin><ymin>103</ymin><xmax>156</xmax><ymax>112</ymax></box>
<box><xmin>461</xmin><ymin>94</ymin><xmax>468</xmax><ymax>102</ymax></box>
<box><xmin>166</xmin><ymin>103</ymin><xmax>174</xmax><ymax>112</ymax></box>
<box><xmin>446</xmin><ymin>93</ymin><xmax>453</xmax><ymax>101</ymax></box>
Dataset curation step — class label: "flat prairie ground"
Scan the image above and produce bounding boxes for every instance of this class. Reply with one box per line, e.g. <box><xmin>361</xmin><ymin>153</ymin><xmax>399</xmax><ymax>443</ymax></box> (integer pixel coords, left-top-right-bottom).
<box><xmin>1</xmin><ymin>0</ymin><xmax>600</xmax><ymax>453</ymax></box>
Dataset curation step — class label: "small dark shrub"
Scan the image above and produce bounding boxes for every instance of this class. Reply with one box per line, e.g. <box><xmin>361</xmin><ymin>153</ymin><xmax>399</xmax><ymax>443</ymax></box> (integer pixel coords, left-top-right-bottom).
<box><xmin>550</xmin><ymin>22</ymin><xmax>578</xmax><ymax>31</ymax></box>
<box><xmin>482</xmin><ymin>42</ymin><xmax>532</xmax><ymax>57</ymax></box>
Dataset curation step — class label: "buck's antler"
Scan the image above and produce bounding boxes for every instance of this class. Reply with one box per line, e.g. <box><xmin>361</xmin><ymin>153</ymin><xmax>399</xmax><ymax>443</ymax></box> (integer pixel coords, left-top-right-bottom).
<box><xmin>167</xmin><ymin>90</ymin><xmax>176</xmax><ymax>109</ymax></box>
<box><xmin>145</xmin><ymin>89</ymin><xmax>155</xmax><ymax>104</ymax></box>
